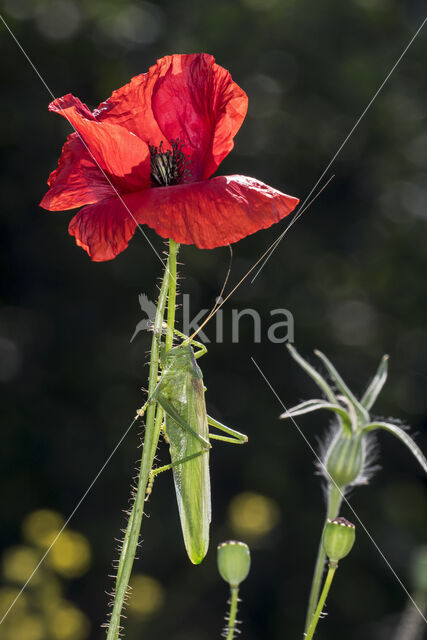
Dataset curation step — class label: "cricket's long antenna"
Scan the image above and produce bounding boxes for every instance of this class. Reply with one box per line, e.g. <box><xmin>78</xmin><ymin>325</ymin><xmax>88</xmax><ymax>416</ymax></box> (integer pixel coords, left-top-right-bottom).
<box><xmin>184</xmin><ymin>246</ymin><xmax>234</xmax><ymax>345</ymax></box>
<box><xmin>188</xmin><ymin>175</ymin><xmax>334</xmax><ymax>341</ymax></box>
<box><xmin>207</xmin><ymin>245</ymin><xmax>233</xmax><ymax>319</ymax></box>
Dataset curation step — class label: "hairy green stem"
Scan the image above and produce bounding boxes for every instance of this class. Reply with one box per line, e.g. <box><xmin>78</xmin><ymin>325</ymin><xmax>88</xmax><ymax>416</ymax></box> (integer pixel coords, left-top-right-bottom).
<box><xmin>305</xmin><ymin>565</ymin><xmax>337</xmax><ymax>640</ymax></box>
<box><xmin>107</xmin><ymin>240</ymin><xmax>178</xmax><ymax>640</ymax></box>
<box><xmin>226</xmin><ymin>586</ymin><xmax>239</xmax><ymax>640</ymax></box>
<box><xmin>304</xmin><ymin>484</ymin><xmax>342</xmax><ymax>632</ymax></box>
<box><xmin>165</xmin><ymin>239</ymin><xmax>178</xmax><ymax>352</ymax></box>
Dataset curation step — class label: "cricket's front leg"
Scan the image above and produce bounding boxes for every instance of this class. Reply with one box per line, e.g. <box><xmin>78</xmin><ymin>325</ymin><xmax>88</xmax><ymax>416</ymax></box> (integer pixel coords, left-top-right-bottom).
<box><xmin>207</xmin><ymin>415</ymin><xmax>248</xmax><ymax>444</ymax></box>
<box><xmin>170</xmin><ymin>328</ymin><xmax>208</xmax><ymax>359</ymax></box>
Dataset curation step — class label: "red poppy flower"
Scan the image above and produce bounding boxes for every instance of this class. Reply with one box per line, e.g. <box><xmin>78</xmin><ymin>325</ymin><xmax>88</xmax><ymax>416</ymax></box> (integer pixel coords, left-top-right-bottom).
<box><xmin>40</xmin><ymin>53</ymin><xmax>299</xmax><ymax>262</ymax></box>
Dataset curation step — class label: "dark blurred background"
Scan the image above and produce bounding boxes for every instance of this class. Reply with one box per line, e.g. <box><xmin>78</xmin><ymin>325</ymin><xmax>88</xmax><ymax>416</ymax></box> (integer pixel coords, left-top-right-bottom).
<box><xmin>0</xmin><ymin>1</ymin><xmax>426</xmax><ymax>639</ymax></box>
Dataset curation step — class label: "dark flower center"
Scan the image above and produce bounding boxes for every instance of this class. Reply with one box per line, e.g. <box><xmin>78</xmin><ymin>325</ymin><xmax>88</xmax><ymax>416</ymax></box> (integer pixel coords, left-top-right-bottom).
<box><xmin>149</xmin><ymin>139</ymin><xmax>191</xmax><ymax>187</ymax></box>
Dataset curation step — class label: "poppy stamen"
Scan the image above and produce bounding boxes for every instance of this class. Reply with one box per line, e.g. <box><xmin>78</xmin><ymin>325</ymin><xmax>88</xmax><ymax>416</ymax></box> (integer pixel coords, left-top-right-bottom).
<box><xmin>149</xmin><ymin>139</ymin><xmax>191</xmax><ymax>187</ymax></box>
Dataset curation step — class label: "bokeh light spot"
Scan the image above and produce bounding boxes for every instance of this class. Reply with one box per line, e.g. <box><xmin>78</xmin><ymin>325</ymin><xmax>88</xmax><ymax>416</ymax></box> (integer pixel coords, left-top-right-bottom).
<box><xmin>35</xmin><ymin>0</ymin><xmax>81</xmax><ymax>41</ymax></box>
<box><xmin>328</xmin><ymin>299</ymin><xmax>378</xmax><ymax>346</ymax></box>
<box><xmin>245</xmin><ymin>73</ymin><xmax>282</xmax><ymax>118</ymax></box>
<box><xmin>22</xmin><ymin>509</ymin><xmax>65</xmax><ymax>549</ymax></box>
<box><xmin>34</xmin><ymin>576</ymin><xmax>63</xmax><ymax>613</ymax></box>
<box><xmin>411</xmin><ymin>546</ymin><xmax>427</xmax><ymax>595</ymax></box>
<box><xmin>96</xmin><ymin>3</ymin><xmax>163</xmax><ymax>47</ymax></box>
<box><xmin>2</xmin><ymin>546</ymin><xmax>41</xmax><ymax>586</ymax></box>
<box><xmin>0</xmin><ymin>587</ymin><xmax>28</xmax><ymax>619</ymax></box>
<box><xmin>0</xmin><ymin>337</ymin><xmax>21</xmax><ymax>382</ymax></box>
<box><xmin>46</xmin><ymin>531</ymin><xmax>91</xmax><ymax>578</ymax></box>
<box><xmin>5</xmin><ymin>613</ymin><xmax>45</xmax><ymax>640</ymax></box>
<box><xmin>228</xmin><ymin>492</ymin><xmax>280</xmax><ymax>538</ymax></box>
<box><xmin>128</xmin><ymin>574</ymin><xmax>165</xmax><ymax>617</ymax></box>
<box><xmin>2</xmin><ymin>0</ymin><xmax>35</xmax><ymax>20</ymax></box>
<box><xmin>47</xmin><ymin>602</ymin><xmax>90</xmax><ymax>640</ymax></box>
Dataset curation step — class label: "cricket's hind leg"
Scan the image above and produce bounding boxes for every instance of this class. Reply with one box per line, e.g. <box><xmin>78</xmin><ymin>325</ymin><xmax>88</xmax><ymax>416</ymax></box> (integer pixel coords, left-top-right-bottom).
<box><xmin>207</xmin><ymin>415</ymin><xmax>248</xmax><ymax>444</ymax></box>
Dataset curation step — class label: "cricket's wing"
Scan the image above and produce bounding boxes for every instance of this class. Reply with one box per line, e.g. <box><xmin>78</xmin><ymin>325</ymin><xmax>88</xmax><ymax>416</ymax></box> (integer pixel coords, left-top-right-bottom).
<box><xmin>167</xmin><ymin>369</ymin><xmax>211</xmax><ymax>565</ymax></box>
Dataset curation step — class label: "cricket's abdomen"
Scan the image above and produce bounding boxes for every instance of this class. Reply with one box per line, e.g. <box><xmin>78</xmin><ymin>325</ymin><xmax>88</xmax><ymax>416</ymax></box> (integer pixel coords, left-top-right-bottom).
<box><xmin>165</xmin><ymin>369</ymin><xmax>211</xmax><ymax>564</ymax></box>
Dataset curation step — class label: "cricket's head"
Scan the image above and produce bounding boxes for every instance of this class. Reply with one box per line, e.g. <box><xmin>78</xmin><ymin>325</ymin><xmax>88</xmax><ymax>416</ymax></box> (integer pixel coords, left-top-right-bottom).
<box><xmin>163</xmin><ymin>343</ymin><xmax>193</xmax><ymax>367</ymax></box>
<box><xmin>163</xmin><ymin>343</ymin><xmax>203</xmax><ymax>379</ymax></box>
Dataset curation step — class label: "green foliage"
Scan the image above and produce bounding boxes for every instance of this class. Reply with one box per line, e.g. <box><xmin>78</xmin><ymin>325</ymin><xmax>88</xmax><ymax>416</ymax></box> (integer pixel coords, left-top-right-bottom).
<box><xmin>282</xmin><ymin>345</ymin><xmax>427</xmax><ymax>490</ymax></box>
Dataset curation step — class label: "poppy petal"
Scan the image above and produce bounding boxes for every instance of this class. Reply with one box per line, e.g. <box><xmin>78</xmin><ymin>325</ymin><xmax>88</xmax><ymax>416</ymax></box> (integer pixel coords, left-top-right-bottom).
<box><xmin>94</xmin><ymin>60</ymin><xmax>171</xmax><ymax>148</ymax></box>
<box><xmin>49</xmin><ymin>94</ymin><xmax>151</xmax><ymax>191</ymax></box>
<box><xmin>68</xmin><ymin>197</ymin><xmax>137</xmax><ymax>262</ymax></box>
<box><xmin>130</xmin><ymin>175</ymin><xmax>299</xmax><ymax>248</ymax></box>
<box><xmin>40</xmin><ymin>133</ymin><xmax>114</xmax><ymax>210</ymax></box>
<box><xmin>152</xmin><ymin>54</ymin><xmax>248</xmax><ymax>181</ymax></box>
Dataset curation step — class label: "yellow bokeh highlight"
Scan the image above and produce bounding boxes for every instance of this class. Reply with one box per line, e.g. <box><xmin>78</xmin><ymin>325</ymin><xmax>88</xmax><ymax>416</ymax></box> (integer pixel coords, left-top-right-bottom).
<box><xmin>4</xmin><ymin>613</ymin><xmax>45</xmax><ymax>640</ymax></box>
<box><xmin>2</xmin><ymin>546</ymin><xmax>42</xmax><ymax>586</ymax></box>
<box><xmin>34</xmin><ymin>575</ymin><xmax>63</xmax><ymax>613</ymax></box>
<box><xmin>47</xmin><ymin>602</ymin><xmax>90</xmax><ymax>640</ymax></box>
<box><xmin>46</xmin><ymin>531</ymin><xmax>91</xmax><ymax>578</ymax></box>
<box><xmin>22</xmin><ymin>510</ymin><xmax>65</xmax><ymax>549</ymax></box>
<box><xmin>228</xmin><ymin>492</ymin><xmax>280</xmax><ymax>538</ymax></box>
<box><xmin>1</xmin><ymin>511</ymin><xmax>90</xmax><ymax>640</ymax></box>
<box><xmin>128</xmin><ymin>574</ymin><xmax>165</xmax><ymax>617</ymax></box>
<box><xmin>0</xmin><ymin>587</ymin><xmax>28</xmax><ymax>619</ymax></box>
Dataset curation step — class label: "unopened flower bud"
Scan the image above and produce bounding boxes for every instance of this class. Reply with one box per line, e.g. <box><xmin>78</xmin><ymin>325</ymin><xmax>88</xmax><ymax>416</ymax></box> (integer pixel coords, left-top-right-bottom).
<box><xmin>217</xmin><ymin>541</ymin><xmax>251</xmax><ymax>587</ymax></box>
<box><xmin>323</xmin><ymin>517</ymin><xmax>356</xmax><ymax>565</ymax></box>
<box><xmin>325</xmin><ymin>433</ymin><xmax>364</xmax><ymax>487</ymax></box>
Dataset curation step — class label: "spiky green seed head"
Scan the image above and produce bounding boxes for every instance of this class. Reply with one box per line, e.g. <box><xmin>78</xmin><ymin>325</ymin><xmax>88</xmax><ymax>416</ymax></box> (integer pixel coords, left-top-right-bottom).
<box><xmin>323</xmin><ymin>517</ymin><xmax>356</xmax><ymax>565</ymax></box>
<box><xmin>217</xmin><ymin>541</ymin><xmax>251</xmax><ymax>587</ymax></box>
<box><xmin>325</xmin><ymin>433</ymin><xmax>364</xmax><ymax>487</ymax></box>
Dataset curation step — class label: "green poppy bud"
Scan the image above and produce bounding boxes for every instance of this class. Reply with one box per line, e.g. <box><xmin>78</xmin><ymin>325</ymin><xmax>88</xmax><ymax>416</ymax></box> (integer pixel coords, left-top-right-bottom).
<box><xmin>325</xmin><ymin>433</ymin><xmax>364</xmax><ymax>487</ymax></box>
<box><xmin>323</xmin><ymin>517</ymin><xmax>356</xmax><ymax>565</ymax></box>
<box><xmin>217</xmin><ymin>541</ymin><xmax>251</xmax><ymax>587</ymax></box>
